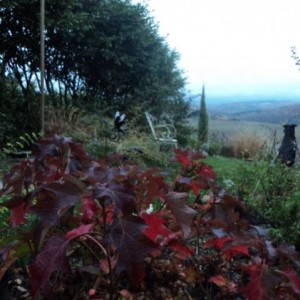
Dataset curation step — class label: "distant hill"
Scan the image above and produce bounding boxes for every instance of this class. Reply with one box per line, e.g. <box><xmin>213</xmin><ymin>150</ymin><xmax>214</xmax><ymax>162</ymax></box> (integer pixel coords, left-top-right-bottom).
<box><xmin>206</xmin><ymin>100</ymin><xmax>300</xmax><ymax>124</ymax></box>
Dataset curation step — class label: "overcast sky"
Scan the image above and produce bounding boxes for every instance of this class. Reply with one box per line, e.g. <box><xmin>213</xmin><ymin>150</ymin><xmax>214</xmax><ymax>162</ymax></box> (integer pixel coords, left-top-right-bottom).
<box><xmin>136</xmin><ymin>0</ymin><xmax>300</xmax><ymax>100</ymax></box>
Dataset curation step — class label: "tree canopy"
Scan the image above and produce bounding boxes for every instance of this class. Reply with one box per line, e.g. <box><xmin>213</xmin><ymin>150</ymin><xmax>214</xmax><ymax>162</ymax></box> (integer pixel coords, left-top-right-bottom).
<box><xmin>0</xmin><ymin>0</ymin><xmax>186</xmax><ymax>118</ymax></box>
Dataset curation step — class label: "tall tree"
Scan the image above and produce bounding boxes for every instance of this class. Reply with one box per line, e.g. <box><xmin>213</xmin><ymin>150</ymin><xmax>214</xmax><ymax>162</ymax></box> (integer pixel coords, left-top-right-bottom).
<box><xmin>0</xmin><ymin>0</ymin><xmax>186</xmax><ymax>113</ymax></box>
<box><xmin>197</xmin><ymin>84</ymin><xmax>208</xmax><ymax>150</ymax></box>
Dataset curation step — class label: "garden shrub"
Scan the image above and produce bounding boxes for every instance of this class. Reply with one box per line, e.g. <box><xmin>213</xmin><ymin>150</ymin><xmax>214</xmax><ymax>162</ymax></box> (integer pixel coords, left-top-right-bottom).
<box><xmin>0</xmin><ymin>77</ymin><xmax>40</xmax><ymax>144</ymax></box>
<box><xmin>244</xmin><ymin>161</ymin><xmax>300</xmax><ymax>246</ymax></box>
<box><xmin>115</xmin><ymin>130</ymin><xmax>175</xmax><ymax>169</ymax></box>
<box><xmin>211</xmin><ymin>157</ymin><xmax>300</xmax><ymax>247</ymax></box>
<box><xmin>1</xmin><ymin>137</ymin><xmax>300</xmax><ymax>299</ymax></box>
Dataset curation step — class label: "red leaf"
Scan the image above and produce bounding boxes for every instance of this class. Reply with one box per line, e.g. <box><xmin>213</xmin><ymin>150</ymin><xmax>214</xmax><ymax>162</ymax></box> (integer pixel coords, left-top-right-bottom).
<box><xmin>209</xmin><ymin>275</ymin><xmax>239</xmax><ymax>294</ymax></box>
<box><xmin>242</xmin><ymin>261</ymin><xmax>282</xmax><ymax>300</ymax></box>
<box><xmin>141</xmin><ymin>212</ymin><xmax>170</xmax><ymax>242</ymax></box>
<box><xmin>174</xmin><ymin>149</ymin><xmax>204</xmax><ymax>167</ymax></box>
<box><xmin>29</xmin><ymin>236</ymin><xmax>71</xmax><ymax>300</ymax></box>
<box><xmin>198</xmin><ymin>164</ymin><xmax>216</xmax><ymax>180</ymax></box>
<box><xmin>9</xmin><ymin>201</ymin><xmax>27</xmax><ymax>227</ymax></box>
<box><xmin>169</xmin><ymin>241</ymin><xmax>194</xmax><ymax>259</ymax></box>
<box><xmin>103</xmin><ymin>215</ymin><xmax>159</xmax><ymax>286</ymax></box>
<box><xmin>81</xmin><ymin>195</ymin><xmax>98</xmax><ymax>223</ymax></box>
<box><xmin>2</xmin><ymin>161</ymin><xmax>31</xmax><ymax>195</ymax></box>
<box><xmin>242</xmin><ymin>263</ymin><xmax>267</xmax><ymax>300</ymax></box>
<box><xmin>1</xmin><ymin>195</ymin><xmax>31</xmax><ymax>227</ymax></box>
<box><xmin>94</xmin><ymin>183</ymin><xmax>135</xmax><ymax>215</ymax></box>
<box><xmin>191</xmin><ymin>180</ymin><xmax>200</xmax><ymax>196</ymax></box>
<box><xmin>279</xmin><ymin>267</ymin><xmax>300</xmax><ymax>295</ymax></box>
<box><xmin>165</xmin><ymin>192</ymin><xmax>196</xmax><ymax>238</ymax></box>
<box><xmin>65</xmin><ymin>223</ymin><xmax>94</xmax><ymax>240</ymax></box>
<box><xmin>30</xmin><ymin>175</ymin><xmax>87</xmax><ymax>227</ymax></box>
<box><xmin>176</xmin><ymin>154</ymin><xmax>191</xmax><ymax>168</ymax></box>
<box><xmin>135</xmin><ymin>171</ymin><xmax>168</xmax><ymax>208</ymax></box>
<box><xmin>209</xmin><ymin>275</ymin><xmax>227</xmax><ymax>287</ymax></box>
<box><xmin>174</xmin><ymin>149</ymin><xmax>192</xmax><ymax>168</ymax></box>
<box><xmin>205</xmin><ymin>236</ymin><xmax>234</xmax><ymax>250</ymax></box>
<box><xmin>223</xmin><ymin>244</ymin><xmax>250</xmax><ymax>260</ymax></box>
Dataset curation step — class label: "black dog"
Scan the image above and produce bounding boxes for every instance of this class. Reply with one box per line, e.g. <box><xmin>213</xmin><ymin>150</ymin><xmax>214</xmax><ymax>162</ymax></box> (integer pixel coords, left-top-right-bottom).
<box><xmin>277</xmin><ymin>124</ymin><xmax>298</xmax><ymax>166</ymax></box>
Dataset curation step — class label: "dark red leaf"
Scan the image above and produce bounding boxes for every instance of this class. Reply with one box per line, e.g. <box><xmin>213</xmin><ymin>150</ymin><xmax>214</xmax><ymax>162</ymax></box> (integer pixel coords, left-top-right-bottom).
<box><xmin>198</xmin><ymin>164</ymin><xmax>216</xmax><ymax>180</ymax></box>
<box><xmin>242</xmin><ymin>261</ymin><xmax>282</xmax><ymax>300</ymax></box>
<box><xmin>141</xmin><ymin>212</ymin><xmax>170</xmax><ymax>242</ymax></box>
<box><xmin>223</xmin><ymin>244</ymin><xmax>250</xmax><ymax>260</ymax></box>
<box><xmin>173</xmin><ymin>149</ymin><xmax>192</xmax><ymax>168</ymax></box>
<box><xmin>133</xmin><ymin>169</ymin><xmax>169</xmax><ymax>212</ymax></box>
<box><xmin>205</xmin><ymin>236</ymin><xmax>234</xmax><ymax>250</ymax></box>
<box><xmin>1</xmin><ymin>195</ymin><xmax>30</xmax><ymax>227</ymax></box>
<box><xmin>83</xmin><ymin>165</ymin><xmax>119</xmax><ymax>185</ymax></box>
<box><xmin>29</xmin><ymin>236</ymin><xmax>71</xmax><ymax>300</ymax></box>
<box><xmin>103</xmin><ymin>215</ymin><xmax>158</xmax><ymax>285</ymax></box>
<box><xmin>169</xmin><ymin>241</ymin><xmax>194</xmax><ymax>259</ymax></box>
<box><xmin>174</xmin><ymin>149</ymin><xmax>204</xmax><ymax>166</ymax></box>
<box><xmin>242</xmin><ymin>262</ymin><xmax>267</xmax><ymax>300</ymax></box>
<box><xmin>31</xmin><ymin>138</ymin><xmax>60</xmax><ymax>161</ymax></box>
<box><xmin>65</xmin><ymin>223</ymin><xmax>94</xmax><ymax>240</ymax></box>
<box><xmin>2</xmin><ymin>161</ymin><xmax>30</xmax><ymax>196</ymax></box>
<box><xmin>9</xmin><ymin>201</ymin><xmax>27</xmax><ymax>227</ymax></box>
<box><xmin>279</xmin><ymin>267</ymin><xmax>300</xmax><ymax>295</ymax></box>
<box><xmin>30</xmin><ymin>175</ymin><xmax>87</xmax><ymax>226</ymax></box>
<box><xmin>191</xmin><ymin>180</ymin><xmax>200</xmax><ymax>196</ymax></box>
<box><xmin>176</xmin><ymin>154</ymin><xmax>191</xmax><ymax>168</ymax></box>
<box><xmin>221</xmin><ymin>193</ymin><xmax>247</xmax><ymax>213</ymax></box>
<box><xmin>81</xmin><ymin>195</ymin><xmax>98</xmax><ymax>223</ymax></box>
<box><xmin>165</xmin><ymin>192</ymin><xmax>196</xmax><ymax>238</ymax></box>
<box><xmin>94</xmin><ymin>183</ymin><xmax>135</xmax><ymax>215</ymax></box>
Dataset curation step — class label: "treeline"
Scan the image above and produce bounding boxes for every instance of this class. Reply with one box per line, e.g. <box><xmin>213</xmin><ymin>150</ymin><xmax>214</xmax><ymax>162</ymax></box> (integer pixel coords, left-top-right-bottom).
<box><xmin>0</xmin><ymin>0</ymin><xmax>189</xmax><ymax>143</ymax></box>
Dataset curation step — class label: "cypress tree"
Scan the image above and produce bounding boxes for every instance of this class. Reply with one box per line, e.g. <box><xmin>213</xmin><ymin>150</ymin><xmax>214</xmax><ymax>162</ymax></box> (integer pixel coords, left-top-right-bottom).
<box><xmin>197</xmin><ymin>84</ymin><xmax>208</xmax><ymax>150</ymax></box>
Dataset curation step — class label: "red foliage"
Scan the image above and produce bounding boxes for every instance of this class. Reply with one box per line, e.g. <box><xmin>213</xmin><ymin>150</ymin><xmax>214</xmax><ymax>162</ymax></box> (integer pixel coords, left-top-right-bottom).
<box><xmin>1</xmin><ymin>137</ymin><xmax>300</xmax><ymax>299</ymax></box>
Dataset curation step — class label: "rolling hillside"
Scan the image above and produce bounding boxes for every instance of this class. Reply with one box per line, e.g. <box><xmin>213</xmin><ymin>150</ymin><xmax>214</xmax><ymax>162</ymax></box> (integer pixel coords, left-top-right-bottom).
<box><xmin>189</xmin><ymin>99</ymin><xmax>300</xmax><ymax>145</ymax></box>
<box><xmin>207</xmin><ymin>100</ymin><xmax>300</xmax><ymax>124</ymax></box>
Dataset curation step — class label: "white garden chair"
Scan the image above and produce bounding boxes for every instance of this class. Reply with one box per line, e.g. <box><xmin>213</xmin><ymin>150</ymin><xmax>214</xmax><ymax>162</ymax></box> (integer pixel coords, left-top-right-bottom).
<box><xmin>145</xmin><ymin>112</ymin><xmax>178</xmax><ymax>149</ymax></box>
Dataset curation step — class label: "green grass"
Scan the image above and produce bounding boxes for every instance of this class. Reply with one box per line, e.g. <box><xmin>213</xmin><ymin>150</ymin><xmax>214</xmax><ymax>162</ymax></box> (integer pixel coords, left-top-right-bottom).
<box><xmin>204</xmin><ymin>155</ymin><xmax>249</xmax><ymax>182</ymax></box>
<box><xmin>204</xmin><ymin>155</ymin><xmax>300</xmax><ymax>246</ymax></box>
<box><xmin>203</xmin><ymin>155</ymin><xmax>256</xmax><ymax>194</ymax></box>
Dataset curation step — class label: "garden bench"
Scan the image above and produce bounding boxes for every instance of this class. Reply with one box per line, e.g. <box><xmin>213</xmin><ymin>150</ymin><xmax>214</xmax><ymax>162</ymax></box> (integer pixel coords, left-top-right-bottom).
<box><xmin>145</xmin><ymin>111</ymin><xmax>178</xmax><ymax>149</ymax></box>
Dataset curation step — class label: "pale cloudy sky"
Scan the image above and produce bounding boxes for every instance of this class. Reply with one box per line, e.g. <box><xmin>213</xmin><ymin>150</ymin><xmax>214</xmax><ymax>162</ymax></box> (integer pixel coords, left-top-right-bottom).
<box><xmin>136</xmin><ymin>0</ymin><xmax>300</xmax><ymax>100</ymax></box>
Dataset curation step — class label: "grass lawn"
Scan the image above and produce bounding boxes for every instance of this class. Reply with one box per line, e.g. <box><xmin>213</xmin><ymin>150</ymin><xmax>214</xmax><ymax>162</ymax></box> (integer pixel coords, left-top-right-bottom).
<box><xmin>203</xmin><ymin>154</ymin><xmax>300</xmax><ymax>245</ymax></box>
<box><xmin>203</xmin><ymin>155</ymin><xmax>255</xmax><ymax>190</ymax></box>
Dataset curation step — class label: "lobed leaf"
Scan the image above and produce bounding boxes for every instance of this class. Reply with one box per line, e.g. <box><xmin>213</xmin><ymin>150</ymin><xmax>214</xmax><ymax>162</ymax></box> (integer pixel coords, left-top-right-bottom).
<box><xmin>103</xmin><ymin>215</ymin><xmax>159</xmax><ymax>285</ymax></box>
<box><xmin>29</xmin><ymin>236</ymin><xmax>70</xmax><ymax>300</ymax></box>
<box><xmin>165</xmin><ymin>192</ymin><xmax>196</xmax><ymax>238</ymax></box>
<box><xmin>30</xmin><ymin>175</ymin><xmax>87</xmax><ymax>227</ymax></box>
<box><xmin>65</xmin><ymin>223</ymin><xmax>94</xmax><ymax>240</ymax></box>
<box><xmin>94</xmin><ymin>183</ymin><xmax>135</xmax><ymax>215</ymax></box>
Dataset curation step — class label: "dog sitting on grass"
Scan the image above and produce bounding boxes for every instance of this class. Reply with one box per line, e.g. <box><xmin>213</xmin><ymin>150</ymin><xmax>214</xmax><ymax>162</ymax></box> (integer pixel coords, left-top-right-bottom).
<box><xmin>277</xmin><ymin>124</ymin><xmax>298</xmax><ymax>167</ymax></box>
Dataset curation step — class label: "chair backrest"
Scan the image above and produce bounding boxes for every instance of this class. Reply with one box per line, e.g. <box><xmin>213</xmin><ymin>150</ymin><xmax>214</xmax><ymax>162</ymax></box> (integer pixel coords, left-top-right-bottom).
<box><xmin>145</xmin><ymin>112</ymin><xmax>158</xmax><ymax>140</ymax></box>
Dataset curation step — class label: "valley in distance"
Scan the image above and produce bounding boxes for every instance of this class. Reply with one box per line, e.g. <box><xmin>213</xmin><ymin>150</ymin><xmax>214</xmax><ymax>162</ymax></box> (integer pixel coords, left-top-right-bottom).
<box><xmin>188</xmin><ymin>95</ymin><xmax>300</xmax><ymax>143</ymax></box>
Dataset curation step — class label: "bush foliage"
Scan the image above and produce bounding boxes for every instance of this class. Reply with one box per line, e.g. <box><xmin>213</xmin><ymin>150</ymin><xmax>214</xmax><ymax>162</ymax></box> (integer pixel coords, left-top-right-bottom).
<box><xmin>1</xmin><ymin>136</ymin><xmax>300</xmax><ymax>299</ymax></box>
